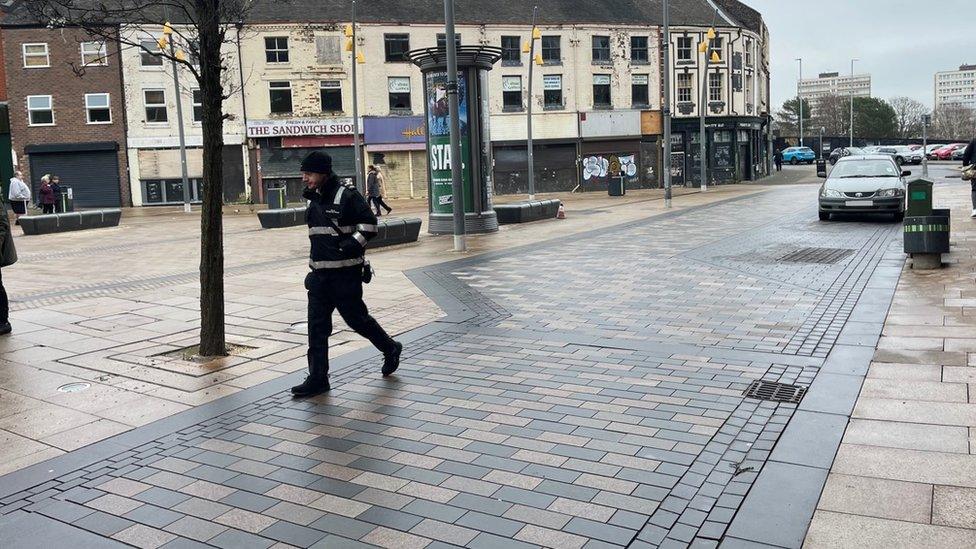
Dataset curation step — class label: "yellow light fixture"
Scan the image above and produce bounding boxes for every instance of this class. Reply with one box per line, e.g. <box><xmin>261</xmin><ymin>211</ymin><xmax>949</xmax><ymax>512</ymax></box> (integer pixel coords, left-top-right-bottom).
<box><xmin>534</xmin><ymin>52</ymin><xmax>543</xmax><ymax>65</ymax></box>
<box><xmin>531</xmin><ymin>27</ymin><xmax>541</xmax><ymax>40</ymax></box>
<box><xmin>157</xmin><ymin>37</ymin><xmax>168</xmax><ymax>49</ymax></box>
<box><xmin>345</xmin><ymin>38</ymin><xmax>353</xmax><ymax>52</ymax></box>
<box><xmin>344</xmin><ymin>24</ymin><xmax>354</xmax><ymax>37</ymax></box>
<box><xmin>698</xmin><ymin>42</ymin><xmax>707</xmax><ymax>53</ymax></box>
<box><xmin>356</xmin><ymin>52</ymin><xmax>365</xmax><ymax>64</ymax></box>
<box><xmin>162</xmin><ymin>22</ymin><xmax>173</xmax><ymax>36</ymax></box>
<box><xmin>710</xmin><ymin>51</ymin><xmax>721</xmax><ymax>63</ymax></box>
<box><xmin>706</xmin><ymin>28</ymin><xmax>716</xmax><ymax>39</ymax></box>
<box><xmin>175</xmin><ymin>50</ymin><xmax>186</xmax><ymax>62</ymax></box>
<box><xmin>522</xmin><ymin>41</ymin><xmax>530</xmax><ymax>53</ymax></box>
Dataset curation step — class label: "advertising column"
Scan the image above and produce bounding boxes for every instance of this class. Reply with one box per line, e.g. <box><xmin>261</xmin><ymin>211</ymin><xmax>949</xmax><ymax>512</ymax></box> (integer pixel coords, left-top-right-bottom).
<box><xmin>425</xmin><ymin>70</ymin><xmax>474</xmax><ymax>214</ymax></box>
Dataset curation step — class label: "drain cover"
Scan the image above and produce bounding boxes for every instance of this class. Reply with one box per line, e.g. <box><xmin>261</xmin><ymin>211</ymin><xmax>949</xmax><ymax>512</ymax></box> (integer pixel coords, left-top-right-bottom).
<box><xmin>778</xmin><ymin>247</ymin><xmax>854</xmax><ymax>264</ymax></box>
<box><xmin>743</xmin><ymin>380</ymin><xmax>807</xmax><ymax>403</ymax></box>
<box><xmin>57</xmin><ymin>382</ymin><xmax>91</xmax><ymax>393</ymax></box>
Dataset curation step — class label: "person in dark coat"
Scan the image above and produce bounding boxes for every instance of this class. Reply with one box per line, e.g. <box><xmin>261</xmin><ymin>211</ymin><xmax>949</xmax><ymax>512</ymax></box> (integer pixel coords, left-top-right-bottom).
<box><xmin>963</xmin><ymin>137</ymin><xmax>976</xmax><ymax>217</ymax></box>
<box><xmin>773</xmin><ymin>149</ymin><xmax>783</xmax><ymax>172</ymax></box>
<box><xmin>39</xmin><ymin>177</ymin><xmax>55</xmax><ymax>214</ymax></box>
<box><xmin>366</xmin><ymin>165</ymin><xmax>393</xmax><ymax>216</ymax></box>
<box><xmin>291</xmin><ymin>151</ymin><xmax>402</xmax><ymax>397</ymax></box>
<box><xmin>0</xmin><ymin>198</ymin><xmax>11</xmax><ymax>335</ymax></box>
<box><xmin>50</xmin><ymin>175</ymin><xmax>62</xmax><ymax>212</ymax></box>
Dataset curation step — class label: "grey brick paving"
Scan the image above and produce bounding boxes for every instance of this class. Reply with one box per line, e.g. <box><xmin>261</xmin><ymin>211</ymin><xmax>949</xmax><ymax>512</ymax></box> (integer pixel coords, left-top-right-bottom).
<box><xmin>0</xmin><ymin>188</ymin><xmax>902</xmax><ymax>548</ymax></box>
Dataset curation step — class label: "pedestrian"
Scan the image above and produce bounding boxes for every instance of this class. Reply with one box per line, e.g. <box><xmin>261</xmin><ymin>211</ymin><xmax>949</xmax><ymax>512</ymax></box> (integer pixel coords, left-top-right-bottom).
<box><xmin>0</xmin><ymin>196</ymin><xmax>14</xmax><ymax>335</ymax></box>
<box><xmin>963</xmin><ymin>136</ymin><xmax>976</xmax><ymax>218</ymax></box>
<box><xmin>39</xmin><ymin>176</ymin><xmax>55</xmax><ymax>214</ymax></box>
<box><xmin>50</xmin><ymin>175</ymin><xmax>62</xmax><ymax>212</ymax></box>
<box><xmin>366</xmin><ymin>165</ymin><xmax>393</xmax><ymax>216</ymax></box>
<box><xmin>292</xmin><ymin>151</ymin><xmax>402</xmax><ymax>397</ymax></box>
<box><xmin>774</xmin><ymin>149</ymin><xmax>783</xmax><ymax>172</ymax></box>
<box><xmin>8</xmin><ymin>171</ymin><xmax>30</xmax><ymax>225</ymax></box>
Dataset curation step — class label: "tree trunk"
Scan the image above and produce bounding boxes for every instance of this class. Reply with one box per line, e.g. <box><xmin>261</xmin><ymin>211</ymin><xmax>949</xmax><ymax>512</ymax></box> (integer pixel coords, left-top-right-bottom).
<box><xmin>196</xmin><ymin>0</ymin><xmax>226</xmax><ymax>357</ymax></box>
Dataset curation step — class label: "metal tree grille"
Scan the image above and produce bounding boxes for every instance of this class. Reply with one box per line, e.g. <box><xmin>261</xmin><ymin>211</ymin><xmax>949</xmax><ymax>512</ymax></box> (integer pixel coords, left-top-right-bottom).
<box><xmin>743</xmin><ymin>380</ymin><xmax>808</xmax><ymax>403</ymax></box>
<box><xmin>778</xmin><ymin>247</ymin><xmax>855</xmax><ymax>265</ymax></box>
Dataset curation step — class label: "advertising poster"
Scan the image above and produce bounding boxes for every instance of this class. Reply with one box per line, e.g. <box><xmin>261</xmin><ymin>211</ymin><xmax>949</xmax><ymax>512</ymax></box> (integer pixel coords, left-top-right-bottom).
<box><xmin>425</xmin><ymin>70</ymin><xmax>473</xmax><ymax>214</ymax></box>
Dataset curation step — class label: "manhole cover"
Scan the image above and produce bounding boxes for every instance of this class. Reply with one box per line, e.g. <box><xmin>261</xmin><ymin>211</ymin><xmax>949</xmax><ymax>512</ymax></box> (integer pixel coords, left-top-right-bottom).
<box><xmin>57</xmin><ymin>382</ymin><xmax>91</xmax><ymax>393</ymax></box>
<box><xmin>743</xmin><ymin>380</ymin><xmax>807</xmax><ymax>403</ymax></box>
<box><xmin>778</xmin><ymin>247</ymin><xmax>854</xmax><ymax>264</ymax></box>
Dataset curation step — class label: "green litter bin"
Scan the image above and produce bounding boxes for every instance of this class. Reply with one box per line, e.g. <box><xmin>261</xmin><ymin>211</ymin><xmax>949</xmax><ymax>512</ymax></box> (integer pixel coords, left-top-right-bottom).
<box><xmin>608</xmin><ymin>177</ymin><xmax>625</xmax><ymax>197</ymax></box>
<box><xmin>905</xmin><ymin>178</ymin><xmax>933</xmax><ymax>217</ymax></box>
<box><xmin>266</xmin><ymin>182</ymin><xmax>286</xmax><ymax>210</ymax></box>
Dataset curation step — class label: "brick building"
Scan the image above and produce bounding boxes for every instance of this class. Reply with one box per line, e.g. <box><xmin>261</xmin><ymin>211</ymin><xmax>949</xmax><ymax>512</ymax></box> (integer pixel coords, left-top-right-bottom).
<box><xmin>2</xmin><ymin>25</ymin><xmax>129</xmax><ymax>207</ymax></box>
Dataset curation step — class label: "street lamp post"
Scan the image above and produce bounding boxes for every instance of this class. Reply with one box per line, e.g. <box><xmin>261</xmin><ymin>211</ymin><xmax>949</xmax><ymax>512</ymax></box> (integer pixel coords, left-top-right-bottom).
<box><xmin>796</xmin><ymin>57</ymin><xmax>803</xmax><ymax>147</ymax></box>
<box><xmin>662</xmin><ymin>0</ymin><xmax>672</xmax><ymax>208</ymax></box>
<box><xmin>161</xmin><ymin>23</ymin><xmax>191</xmax><ymax>214</ymax></box>
<box><xmin>443</xmin><ymin>0</ymin><xmax>466</xmax><ymax>252</ymax></box>
<box><xmin>350</xmin><ymin>1</ymin><xmax>363</xmax><ymax>192</ymax></box>
<box><xmin>526</xmin><ymin>5</ymin><xmax>539</xmax><ymax>200</ymax></box>
<box><xmin>699</xmin><ymin>26</ymin><xmax>717</xmax><ymax>192</ymax></box>
<box><xmin>819</xmin><ymin>126</ymin><xmax>825</xmax><ymax>160</ymax></box>
<box><xmin>922</xmin><ymin>113</ymin><xmax>930</xmax><ymax>177</ymax></box>
<box><xmin>850</xmin><ymin>58</ymin><xmax>858</xmax><ymax>147</ymax></box>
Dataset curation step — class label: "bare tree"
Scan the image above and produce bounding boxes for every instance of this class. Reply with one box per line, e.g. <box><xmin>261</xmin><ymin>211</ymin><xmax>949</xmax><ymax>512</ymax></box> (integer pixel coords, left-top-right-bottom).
<box><xmin>26</xmin><ymin>0</ymin><xmax>273</xmax><ymax>357</ymax></box>
<box><xmin>812</xmin><ymin>94</ymin><xmax>849</xmax><ymax>136</ymax></box>
<box><xmin>889</xmin><ymin>96</ymin><xmax>928</xmax><ymax>139</ymax></box>
<box><xmin>933</xmin><ymin>104</ymin><xmax>976</xmax><ymax>141</ymax></box>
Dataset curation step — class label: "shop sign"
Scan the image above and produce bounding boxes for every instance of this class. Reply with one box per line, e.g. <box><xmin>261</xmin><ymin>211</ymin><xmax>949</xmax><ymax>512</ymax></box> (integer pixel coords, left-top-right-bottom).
<box><xmin>580</xmin><ymin>110</ymin><xmax>641</xmax><ymax>138</ymax></box>
<box><xmin>388</xmin><ymin>77</ymin><xmax>411</xmax><ymax>93</ymax></box>
<box><xmin>633</xmin><ymin>74</ymin><xmax>648</xmax><ymax>85</ymax></box>
<box><xmin>502</xmin><ymin>76</ymin><xmax>522</xmax><ymax>92</ymax></box>
<box><xmin>246</xmin><ymin>118</ymin><xmax>361</xmax><ymax>138</ymax></box>
<box><xmin>593</xmin><ymin>75</ymin><xmax>611</xmax><ymax>85</ymax></box>
<box><xmin>363</xmin><ymin>116</ymin><xmax>426</xmax><ymax>144</ymax></box>
<box><xmin>543</xmin><ymin>75</ymin><xmax>561</xmax><ymax>90</ymax></box>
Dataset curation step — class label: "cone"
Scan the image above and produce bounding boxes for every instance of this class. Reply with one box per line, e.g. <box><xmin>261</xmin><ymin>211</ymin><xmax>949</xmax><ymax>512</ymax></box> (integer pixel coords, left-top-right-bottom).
<box><xmin>556</xmin><ymin>203</ymin><xmax>566</xmax><ymax>219</ymax></box>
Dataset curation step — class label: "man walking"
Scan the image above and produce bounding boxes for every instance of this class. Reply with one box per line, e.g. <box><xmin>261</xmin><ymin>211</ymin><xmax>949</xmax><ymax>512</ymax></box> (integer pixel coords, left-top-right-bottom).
<box><xmin>963</xmin><ymin>136</ymin><xmax>976</xmax><ymax>217</ymax></box>
<box><xmin>8</xmin><ymin>171</ymin><xmax>30</xmax><ymax>225</ymax></box>
<box><xmin>0</xmin><ymin>197</ymin><xmax>13</xmax><ymax>335</ymax></box>
<box><xmin>773</xmin><ymin>149</ymin><xmax>783</xmax><ymax>172</ymax></box>
<box><xmin>292</xmin><ymin>151</ymin><xmax>402</xmax><ymax>397</ymax></box>
<box><xmin>366</xmin><ymin>165</ymin><xmax>393</xmax><ymax>216</ymax></box>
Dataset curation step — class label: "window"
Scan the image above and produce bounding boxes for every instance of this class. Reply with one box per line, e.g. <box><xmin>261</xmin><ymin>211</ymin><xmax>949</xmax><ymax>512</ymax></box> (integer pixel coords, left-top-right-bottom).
<box><xmin>745</xmin><ymin>38</ymin><xmax>753</xmax><ymax>66</ymax></box>
<box><xmin>709</xmin><ymin>73</ymin><xmax>723</xmax><ymax>102</ymax></box>
<box><xmin>631</xmin><ymin>36</ymin><xmax>648</xmax><ymax>63</ymax></box>
<box><xmin>22</xmin><ymin>43</ymin><xmax>50</xmax><ymax>68</ymax></box>
<box><xmin>384</xmin><ymin>34</ymin><xmax>410</xmax><ymax>62</ymax></box>
<box><xmin>85</xmin><ymin>93</ymin><xmax>111</xmax><ymax>123</ymax></box>
<box><xmin>269</xmin><ymin>81</ymin><xmax>292</xmax><ymax>113</ymax></box>
<box><xmin>320</xmin><ymin>80</ymin><xmax>342</xmax><ymax>112</ymax></box>
<box><xmin>593</xmin><ymin>74</ymin><xmax>611</xmax><ymax>108</ymax></box>
<box><xmin>140</xmin><ymin>40</ymin><xmax>163</xmax><ymax>66</ymax></box>
<box><xmin>677</xmin><ymin>73</ymin><xmax>692</xmax><ymax>102</ymax></box>
<box><xmin>26</xmin><ymin>95</ymin><xmax>53</xmax><ymax>125</ymax></box>
<box><xmin>710</xmin><ymin>37</ymin><xmax>723</xmax><ymax>61</ymax></box>
<box><xmin>501</xmin><ymin>36</ymin><xmax>521</xmax><ymax>65</ymax></box>
<box><xmin>502</xmin><ymin>76</ymin><xmax>522</xmax><ymax>111</ymax></box>
<box><xmin>191</xmin><ymin>89</ymin><xmax>203</xmax><ymax>122</ymax></box>
<box><xmin>144</xmin><ymin>89</ymin><xmax>168</xmax><ymax>123</ymax></box>
<box><xmin>388</xmin><ymin>77</ymin><xmax>411</xmax><ymax>112</ymax></box>
<box><xmin>543</xmin><ymin>75</ymin><xmax>563</xmax><ymax>109</ymax></box>
<box><xmin>677</xmin><ymin>37</ymin><xmax>693</xmax><ymax>61</ymax></box>
<box><xmin>265</xmin><ymin>36</ymin><xmax>289</xmax><ymax>63</ymax></box>
<box><xmin>632</xmin><ymin>74</ymin><xmax>649</xmax><ymax>107</ymax></box>
<box><xmin>541</xmin><ymin>36</ymin><xmax>560</xmax><ymax>63</ymax></box>
<box><xmin>315</xmin><ymin>36</ymin><xmax>341</xmax><ymax>65</ymax></box>
<box><xmin>592</xmin><ymin>36</ymin><xmax>610</xmax><ymax>63</ymax></box>
<box><xmin>81</xmin><ymin>41</ymin><xmax>107</xmax><ymax>66</ymax></box>
<box><xmin>436</xmin><ymin>33</ymin><xmax>461</xmax><ymax>48</ymax></box>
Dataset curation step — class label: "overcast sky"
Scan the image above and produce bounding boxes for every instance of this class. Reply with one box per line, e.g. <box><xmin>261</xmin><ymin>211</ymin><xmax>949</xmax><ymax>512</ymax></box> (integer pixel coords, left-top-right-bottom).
<box><xmin>741</xmin><ymin>0</ymin><xmax>976</xmax><ymax>110</ymax></box>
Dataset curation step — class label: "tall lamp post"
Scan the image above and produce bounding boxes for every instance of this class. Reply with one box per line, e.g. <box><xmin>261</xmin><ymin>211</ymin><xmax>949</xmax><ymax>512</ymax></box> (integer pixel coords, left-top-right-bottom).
<box><xmin>698</xmin><ymin>24</ymin><xmax>718</xmax><ymax>192</ymax></box>
<box><xmin>796</xmin><ymin>57</ymin><xmax>803</xmax><ymax>147</ymax></box>
<box><xmin>849</xmin><ymin>58</ymin><xmax>858</xmax><ymax>147</ymax></box>
<box><xmin>525</xmin><ymin>6</ymin><xmax>540</xmax><ymax>200</ymax></box>
<box><xmin>346</xmin><ymin>2</ymin><xmax>365</xmax><ymax>192</ymax></box>
<box><xmin>819</xmin><ymin>126</ymin><xmax>825</xmax><ymax>160</ymax></box>
<box><xmin>443</xmin><ymin>0</ymin><xmax>466</xmax><ymax>252</ymax></box>
<box><xmin>160</xmin><ymin>23</ymin><xmax>191</xmax><ymax>213</ymax></box>
<box><xmin>662</xmin><ymin>0</ymin><xmax>672</xmax><ymax>208</ymax></box>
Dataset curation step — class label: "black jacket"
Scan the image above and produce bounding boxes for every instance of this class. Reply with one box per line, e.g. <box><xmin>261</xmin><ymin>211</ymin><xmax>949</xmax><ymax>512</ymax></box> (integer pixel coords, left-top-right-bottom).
<box><xmin>304</xmin><ymin>176</ymin><xmax>378</xmax><ymax>271</ymax></box>
<box><xmin>963</xmin><ymin>138</ymin><xmax>976</xmax><ymax>166</ymax></box>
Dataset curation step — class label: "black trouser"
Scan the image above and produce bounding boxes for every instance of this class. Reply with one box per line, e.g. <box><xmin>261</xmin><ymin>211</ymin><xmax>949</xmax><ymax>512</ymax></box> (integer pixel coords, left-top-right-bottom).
<box><xmin>971</xmin><ymin>182</ymin><xmax>976</xmax><ymax>209</ymax></box>
<box><xmin>0</xmin><ymin>267</ymin><xmax>7</xmax><ymax>324</ymax></box>
<box><xmin>305</xmin><ymin>267</ymin><xmax>394</xmax><ymax>378</ymax></box>
<box><xmin>42</xmin><ymin>204</ymin><xmax>54</xmax><ymax>214</ymax></box>
<box><xmin>775</xmin><ymin>161</ymin><xmax>782</xmax><ymax>171</ymax></box>
<box><xmin>370</xmin><ymin>196</ymin><xmax>392</xmax><ymax>215</ymax></box>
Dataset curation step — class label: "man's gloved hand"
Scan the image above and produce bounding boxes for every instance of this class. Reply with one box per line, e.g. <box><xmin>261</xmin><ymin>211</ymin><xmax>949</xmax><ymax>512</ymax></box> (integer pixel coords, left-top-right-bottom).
<box><xmin>339</xmin><ymin>237</ymin><xmax>364</xmax><ymax>257</ymax></box>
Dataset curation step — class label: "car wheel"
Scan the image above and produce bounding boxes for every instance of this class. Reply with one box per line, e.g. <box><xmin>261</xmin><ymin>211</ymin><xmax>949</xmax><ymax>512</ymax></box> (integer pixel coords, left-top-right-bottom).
<box><xmin>819</xmin><ymin>211</ymin><xmax>830</xmax><ymax>221</ymax></box>
<box><xmin>790</xmin><ymin>158</ymin><xmax>798</xmax><ymax>165</ymax></box>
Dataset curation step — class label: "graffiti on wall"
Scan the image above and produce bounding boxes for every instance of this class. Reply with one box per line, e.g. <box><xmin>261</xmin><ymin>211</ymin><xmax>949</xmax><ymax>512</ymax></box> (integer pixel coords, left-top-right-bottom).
<box><xmin>581</xmin><ymin>154</ymin><xmax>639</xmax><ymax>182</ymax></box>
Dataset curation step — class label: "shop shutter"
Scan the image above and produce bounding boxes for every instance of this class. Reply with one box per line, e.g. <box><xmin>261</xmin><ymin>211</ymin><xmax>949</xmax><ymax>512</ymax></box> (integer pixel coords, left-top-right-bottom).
<box><xmin>261</xmin><ymin>146</ymin><xmax>356</xmax><ymax>178</ymax></box>
<box><xmin>28</xmin><ymin>149</ymin><xmax>120</xmax><ymax>208</ymax></box>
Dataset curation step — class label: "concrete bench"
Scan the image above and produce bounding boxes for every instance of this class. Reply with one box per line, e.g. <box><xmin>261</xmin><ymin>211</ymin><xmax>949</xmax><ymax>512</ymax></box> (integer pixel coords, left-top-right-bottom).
<box><xmin>19</xmin><ymin>209</ymin><xmax>122</xmax><ymax>235</ymax></box>
<box><xmin>494</xmin><ymin>199</ymin><xmax>562</xmax><ymax>224</ymax></box>
<box><xmin>259</xmin><ymin>207</ymin><xmax>421</xmax><ymax>249</ymax></box>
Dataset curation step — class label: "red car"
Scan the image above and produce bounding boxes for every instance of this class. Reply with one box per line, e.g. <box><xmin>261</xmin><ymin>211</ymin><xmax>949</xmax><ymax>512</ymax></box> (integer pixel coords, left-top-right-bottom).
<box><xmin>933</xmin><ymin>143</ymin><xmax>967</xmax><ymax>160</ymax></box>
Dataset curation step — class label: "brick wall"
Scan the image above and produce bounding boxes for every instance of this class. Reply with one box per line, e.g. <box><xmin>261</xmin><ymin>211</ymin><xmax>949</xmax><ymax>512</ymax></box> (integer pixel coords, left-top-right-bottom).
<box><xmin>4</xmin><ymin>26</ymin><xmax>130</xmax><ymax>206</ymax></box>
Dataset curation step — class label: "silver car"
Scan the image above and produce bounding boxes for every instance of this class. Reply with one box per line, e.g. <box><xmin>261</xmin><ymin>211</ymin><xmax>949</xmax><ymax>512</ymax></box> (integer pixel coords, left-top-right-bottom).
<box><xmin>818</xmin><ymin>155</ymin><xmax>909</xmax><ymax>221</ymax></box>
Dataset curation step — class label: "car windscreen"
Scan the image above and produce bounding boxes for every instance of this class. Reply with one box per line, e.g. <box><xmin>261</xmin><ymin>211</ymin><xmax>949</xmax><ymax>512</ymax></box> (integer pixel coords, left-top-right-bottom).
<box><xmin>830</xmin><ymin>159</ymin><xmax>899</xmax><ymax>178</ymax></box>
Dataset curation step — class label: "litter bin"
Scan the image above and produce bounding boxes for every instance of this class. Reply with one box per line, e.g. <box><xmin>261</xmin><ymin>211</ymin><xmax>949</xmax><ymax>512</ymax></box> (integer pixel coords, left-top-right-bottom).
<box><xmin>906</xmin><ymin>179</ymin><xmax>932</xmax><ymax>217</ymax></box>
<box><xmin>608</xmin><ymin>177</ymin><xmax>626</xmax><ymax>197</ymax></box>
<box><xmin>266</xmin><ymin>182</ymin><xmax>286</xmax><ymax>210</ymax></box>
<box><xmin>903</xmin><ymin>178</ymin><xmax>947</xmax><ymax>269</ymax></box>
<box><xmin>57</xmin><ymin>186</ymin><xmax>74</xmax><ymax>213</ymax></box>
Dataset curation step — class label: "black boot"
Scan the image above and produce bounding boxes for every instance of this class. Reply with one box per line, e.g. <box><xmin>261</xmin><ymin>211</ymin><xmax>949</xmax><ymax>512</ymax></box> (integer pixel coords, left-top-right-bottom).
<box><xmin>0</xmin><ymin>322</ymin><xmax>10</xmax><ymax>336</ymax></box>
<box><xmin>291</xmin><ymin>375</ymin><xmax>330</xmax><ymax>397</ymax></box>
<box><xmin>382</xmin><ymin>341</ymin><xmax>403</xmax><ymax>377</ymax></box>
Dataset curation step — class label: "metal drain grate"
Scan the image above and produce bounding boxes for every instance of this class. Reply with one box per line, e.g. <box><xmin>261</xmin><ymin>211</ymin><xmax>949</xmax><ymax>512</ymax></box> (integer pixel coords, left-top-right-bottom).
<box><xmin>778</xmin><ymin>247</ymin><xmax>854</xmax><ymax>264</ymax></box>
<box><xmin>743</xmin><ymin>380</ymin><xmax>807</xmax><ymax>403</ymax></box>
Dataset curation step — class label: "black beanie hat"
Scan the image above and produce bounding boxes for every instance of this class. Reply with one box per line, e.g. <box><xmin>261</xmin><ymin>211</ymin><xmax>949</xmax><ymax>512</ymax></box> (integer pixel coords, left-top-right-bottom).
<box><xmin>300</xmin><ymin>151</ymin><xmax>333</xmax><ymax>174</ymax></box>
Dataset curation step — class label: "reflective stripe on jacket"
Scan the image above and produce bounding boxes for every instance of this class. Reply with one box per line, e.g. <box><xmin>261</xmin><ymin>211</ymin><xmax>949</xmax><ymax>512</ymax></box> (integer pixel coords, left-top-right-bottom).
<box><xmin>305</xmin><ymin>178</ymin><xmax>378</xmax><ymax>270</ymax></box>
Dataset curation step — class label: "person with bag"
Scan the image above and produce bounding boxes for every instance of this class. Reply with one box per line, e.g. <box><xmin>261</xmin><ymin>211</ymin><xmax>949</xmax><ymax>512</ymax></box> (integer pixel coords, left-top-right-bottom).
<box><xmin>50</xmin><ymin>175</ymin><xmax>63</xmax><ymax>213</ymax></box>
<box><xmin>0</xmin><ymin>197</ymin><xmax>15</xmax><ymax>335</ymax></box>
<box><xmin>963</xmin><ymin>137</ymin><xmax>976</xmax><ymax>217</ymax></box>
<box><xmin>8</xmin><ymin>171</ymin><xmax>30</xmax><ymax>225</ymax></box>
<box><xmin>366</xmin><ymin>165</ymin><xmax>393</xmax><ymax>216</ymax></box>
<box><xmin>38</xmin><ymin>176</ymin><xmax>55</xmax><ymax>214</ymax></box>
<box><xmin>292</xmin><ymin>151</ymin><xmax>402</xmax><ymax>397</ymax></box>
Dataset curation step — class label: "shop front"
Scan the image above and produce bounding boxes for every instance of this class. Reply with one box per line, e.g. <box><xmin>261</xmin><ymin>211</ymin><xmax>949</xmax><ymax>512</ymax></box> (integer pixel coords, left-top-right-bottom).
<box><xmin>579</xmin><ymin>110</ymin><xmax>645</xmax><ymax>193</ymax></box>
<box><xmin>26</xmin><ymin>142</ymin><xmax>123</xmax><ymax>208</ymax></box>
<box><xmin>363</xmin><ymin>116</ymin><xmax>428</xmax><ymax>199</ymax></box>
<box><xmin>670</xmin><ymin>116</ymin><xmax>767</xmax><ymax>187</ymax></box>
<box><xmin>489</xmin><ymin>111</ymin><xmax>579</xmax><ymax>196</ymax></box>
<box><xmin>128</xmin><ymin>136</ymin><xmax>247</xmax><ymax>207</ymax></box>
<box><xmin>248</xmin><ymin>118</ymin><xmax>360</xmax><ymax>203</ymax></box>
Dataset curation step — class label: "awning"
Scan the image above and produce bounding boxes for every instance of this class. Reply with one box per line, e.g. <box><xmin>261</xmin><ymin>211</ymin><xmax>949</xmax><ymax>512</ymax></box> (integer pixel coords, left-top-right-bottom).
<box><xmin>365</xmin><ymin>143</ymin><xmax>427</xmax><ymax>152</ymax></box>
<box><xmin>281</xmin><ymin>135</ymin><xmax>354</xmax><ymax>148</ymax></box>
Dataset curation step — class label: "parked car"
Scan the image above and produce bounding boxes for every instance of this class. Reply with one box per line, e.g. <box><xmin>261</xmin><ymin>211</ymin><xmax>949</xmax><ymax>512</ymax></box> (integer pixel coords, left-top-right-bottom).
<box><xmin>952</xmin><ymin>147</ymin><xmax>967</xmax><ymax>161</ymax></box>
<box><xmin>892</xmin><ymin>146</ymin><xmax>923</xmax><ymax>165</ymax></box>
<box><xmin>782</xmin><ymin>146</ymin><xmax>817</xmax><ymax>164</ymax></box>
<box><xmin>932</xmin><ymin>143</ymin><xmax>967</xmax><ymax>160</ymax></box>
<box><xmin>922</xmin><ymin>144</ymin><xmax>944</xmax><ymax>156</ymax></box>
<box><xmin>876</xmin><ymin>147</ymin><xmax>902</xmax><ymax>164</ymax></box>
<box><xmin>861</xmin><ymin>146</ymin><xmax>881</xmax><ymax>154</ymax></box>
<box><xmin>818</xmin><ymin>155</ymin><xmax>909</xmax><ymax>221</ymax></box>
<box><xmin>828</xmin><ymin>147</ymin><xmax>865</xmax><ymax>165</ymax></box>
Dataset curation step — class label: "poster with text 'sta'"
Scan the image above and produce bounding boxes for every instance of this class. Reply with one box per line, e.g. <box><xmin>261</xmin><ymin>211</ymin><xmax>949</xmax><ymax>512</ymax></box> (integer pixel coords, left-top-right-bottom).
<box><xmin>426</xmin><ymin>70</ymin><xmax>474</xmax><ymax>214</ymax></box>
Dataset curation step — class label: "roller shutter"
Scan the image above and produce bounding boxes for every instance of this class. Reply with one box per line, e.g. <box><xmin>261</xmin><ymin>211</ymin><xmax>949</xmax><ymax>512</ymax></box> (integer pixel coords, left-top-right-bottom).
<box><xmin>26</xmin><ymin>142</ymin><xmax>121</xmax><ymax>208</ymax></box>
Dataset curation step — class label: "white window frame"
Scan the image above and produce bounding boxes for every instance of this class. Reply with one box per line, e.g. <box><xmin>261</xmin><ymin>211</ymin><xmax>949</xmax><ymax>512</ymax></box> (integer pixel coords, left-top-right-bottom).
<box><xmin>143</xmin><ymin>88</ymin><xmax>168</xmax><ymax>124</ymax></box>
<box><xmin>140</xmin><ymin>39</ymin><xmax>164</xmax><ymax>67</ymax></box>
<box><xmin>27</xmin><ymin>95</ymin><xmax>54</xmax><ymax>126</ymax></box>
<box><xmin>81</xmin><ymin>41</ymin><xmax>108</xmax><ymax>67</ymax></box>
<box><xmin>265</xmin><ymin>36</ymin><xmax>290</xmax><ymax>64</ymax></box>
<box><xmin>269</xmin><ymin>81</ymin><xmax>293</xmax><ymax>114</ymax></box>
<box><xmin>84</xmin><ymin>93</ymin><xmax>112</xmax><ymax>124</ymax></box>
<box><xmin>191</xmin><ymin>89</ymin><xmax>203</xmax><ymax>123</ymax></box>
<box><xmin>22</xmin><ymin>43</ymin><xmax>50</xmax><ymax>68</ymax></box>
